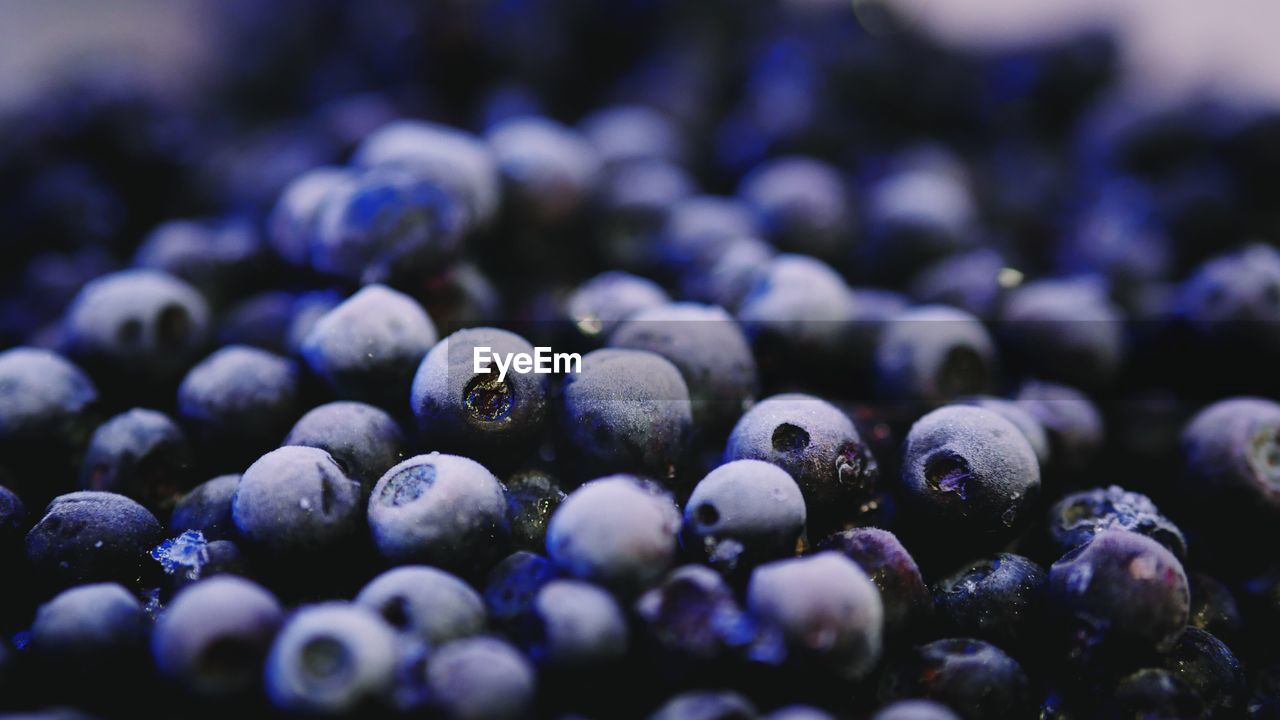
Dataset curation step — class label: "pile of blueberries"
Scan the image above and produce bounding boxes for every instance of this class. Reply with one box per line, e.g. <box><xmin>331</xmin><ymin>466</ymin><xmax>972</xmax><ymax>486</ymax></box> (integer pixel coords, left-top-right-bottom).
<box><xmin>3</xmin><ymin>1</ymin><xmax>1280</xmax><ymax>718</ymax></box>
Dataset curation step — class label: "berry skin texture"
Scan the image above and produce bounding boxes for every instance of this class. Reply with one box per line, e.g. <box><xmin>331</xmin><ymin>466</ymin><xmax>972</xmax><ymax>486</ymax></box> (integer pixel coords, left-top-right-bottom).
<box><xmin>683</xmin><ymin>459</ymin><xmax>806</xmax><ymax>574</ymax></box>
<box><xmin>283</xmin><ymin>401</ymin><xmax>405</xmax><ymax>494</ymax></box>
<box><xmin>879</xmin><ymin>638</ymin><xmax>1030</xmax><ymax>720</ymax></box>
<box><xmin>739</xmin><ymin>155</ymin><xmax>852</xmax><ymax>262</ymax></box>
<box><xmin>354</xmin><ymin>565</ymin><xmax>487</xmax><ymax>648</ymax></box>
<box><xmin>932</xmin><ymin>553</ymin><xmax>1047</xmax><ymax>653</ymax></box>
<box><xmin>724</xmin><ymin>393</ymin><xmax>878</xmax><ymax>533</ymax></box>
<box><xmin>820</xmin><ymin>528</ymin><xmax>931</xmax><ymax>643</ymax></box>
<box><xmin>169</xmin><ymin>474</ymin><xmax>239</xmax><ymax>541</ymax></box>
<box><xmin>1047</xmin><ymin>529</ymin><xmax>1189</xmax><ymax>652</ymax></box>
<box><xmin>634</xmin><ymin>564</ymin><xmax>753</xmax><ymax>665</ymax></box>
<box><xmin>264</xmin><ymin>603</ymin><xmax>399</xmax><ymax>716</ymax></box>
<box><xmin>871</xmin><ymin>700</ymin><xmax>961</xmax><ymax>720</ymax></box>
<box><xmin>268</xmin><ymin>166</ymin><xmax>355</xmax><ymax>267</ymax></box>
<box><xmin>527</xmin><ymin>579</ymin><xmax>629</xmax><ymax>667</ymax></box>
<box><xmin>874</xmin><ymin>305</ymin><xmax>996</xmax><ymax>411</ymax></box>
<box><xmin>559</xmin><ymin>349</ymin><xmax>693</xmax><ymax>483</ymax></box>
<box><xmin>367</xmin><ymin>453</ymin><xmax>508</xmax><ymax>572</ymax></box>
<box><xmin>301</xmin><ymin>284</ymin><xmax>438</xmax><ymax>413</ymax></box>
<box><xmin>176</xmin><ymin>345</ymin><xmax>300</xmax><ymax>471</ymax></box>
<box><xmin>26</xmin><ymin>491</ymin><xmax>163</xmax><ymax>589</ymax></box>
<box><xmin>484</xmin><ymin>551</ymin><xmax>558</xmax><ymax>628</ymax></box>
<box><xmin>1181</xmin><ymin>396</ymin><xmax>1280</xmax><ymax>516</ymax></box>
<box><xmin>1045</xmin><ymin>485</ymin><xmax>1187</xmax><ymax>560</ymax></box>
<box><xmin>899</xmin><ymin>405</ymin><xmax>1041</xmax><ymax>545</ymax></box>
<box><xmin>29</xmin><ymin>582</ymin><xmax>148</xmax><ymax>668</ymax></box>
<box><xmin>1162</xmin><ymin>627</ymin><xmax>1247</xmax><ymax>719</ymax></box>
<box><xmin>424</xmin><ymin>636</ymin><xmax>536</xmax><ymax>720</ymax></box>
<box><xmin>410</xmin><ymin>327</ymin><xmax>548</xmax><ymax>469</ymax></box>
<box><xmin>1015</xmin><ymin>381</ymin><xmax>1104</xmax><ymax>478</ymax></box>
<box><xmin>998</xmin><ymin>278</ymin><xmax>1126</xmax><ymax>390</ymax></box>
<box><xmin>747</xmin><ymin>551</ymin><xmax>884</xmax><ymax>680</ymax></box>
<box><xmin>0</xmin><ymin>347</ymin><xmax>98</xmax><ymax>501</ymax></box>
<box><xmin>151</xmin><ymin>576</ymin><xmax>284</xmax><ymax>698</ymax></box>
<box><xmin>565</xmin><ymin>271</ymin><xmax>671</xmax><ymax>342</ymax></box>
<box><xmin>955</xmin><ymin>395</ymin><xmax>1051</xmax><ymax>468</ymax></box>
<box><xmin>232</xmin><ymin>446</ymin><xmax>363</xmax><ymax>556</ymax></box>
<box><xmin>647</xmin><ymin>690</ymin><xmax>757</xmax><ymax>720</ymax></box>
<box><xmin>546</xmin><ymin>475</ymin><xmax>681</xmax><ymax>596</ymax></box>
<box><xmin>78</xmin><ymin>408</ymin><xmax>193</xmax><ymax>513</ymax></box>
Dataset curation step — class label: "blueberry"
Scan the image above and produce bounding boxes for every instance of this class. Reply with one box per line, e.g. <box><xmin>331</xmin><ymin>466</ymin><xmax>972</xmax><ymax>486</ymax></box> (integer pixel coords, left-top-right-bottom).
<box><xmin>504</xmin><ymin>470</ymin><xmax>567</xmax><ymax>553</ymax></box>
<box><xmin>1045</xmin><ymin>486</ymin><xmax>1187</xmax><ymax>560</ymax></box>
<box><xmin>310</xmin><ymin>165</ymin><xmax>467</xmax><ymax>283</ymax></box>
<box><xmin>413</xmin><ymin>262</ymin><xmax>504</xmax><ymax>331</ymax></box>
<box><xmin>656</xmin><ymin>195</ymin><xmax>760</xmax><ymax>282</ymax></box>
<box><xmin>1015</xmin><ymin>381</ymin><xmax>1104</xmax><ymax>479</ymax></box>
<box><xmin>609</xmin><ymin>303</ymin><xmax>759</xmax><ymax>438</ymax></box>
<box><xmin>819</xmin><ymin>528</ymin><xmax>931</xmax><ymax>643</ymax></box>
<box><xmin>63</xmin><ymin>269</ymin><xmax>210</xmax><ymax>389</ymax></box>
<box><xmin>724</xmin><ymin>394</ymin><xmax>878</xmax><ymax>534</ymax></box>
<box><xmin>217</xmin><ymin>290</ymin><xmax>301</xmax><ymax>355</ymax></box>
<box><xmin>559</xmin><ymin>349</ymin><xmax>692</xmax><ymax>483</ymax></box>
<box><xmin>232</xmin><ymin>446</ymin><xmax>363</xmax><ymax>556</ymax></box>
<box><xmin>410</xmin><ymin>328</ymin><xmax>548</xmax><ymax>470</ymax></box>
<box><xmin>26</xmin><ymin>491</ymin><xmax>162</xmax><ymax>589</ymax></box>
<box><xmin>747</xmin><ymin>552</ymin><xmax>883</xmax><ymax>679</ymax></box>
<box><xmin>485</xmin><ymin>116</ymin><xmax>602</xmax><ymax>224</ymax></box>
<box><xmin>899</xmin><ymin>405</ymin><xmax>1040</xmax><ymax>546</ymax></box>
<box><xmin>1103</xmin><ymin>668</ymin><xmax>1203</xmax><ymax>720</ymax></box>
<box><xmin>683</xmin><ymin>460</ymin><xmax>805</xmax><ymax>574</ymax></box>
<box><xmin>484</xmin><ymin>551</ymin><xmax>558</xmax><ymax>628</ymax></box>
<box><xmin>579</xmin><ymin>104</ymin><xmax>686</xmax><ymax>167</ymax></box>
<box><xmin>593</xmin><ymin>159</ymin><xmax>696</xmax><ymax>272</ymax></box>
<box><xmin>169</xmin><ymin>474</ymin><xmax>239</xmax><ymax>541</ymax></box>
<box><xmin>870</xmin><ymin>700</ymin><xmax>960</xmax><ymax>720</ymax></box>
<box><xmin>0</xmin><ymin>347</ymin><xmax>98</xmax><ymax>501</ymax></box>
<box><xmin>861</xmin><ymin>161</ymin><xmax>976</xmax><ymax>283</ymax></box>
<box><xmin>739</xmin><ymin>155</ymin><xmax>852</xmax><ymax>262</ymax></box>
<box><xmin>268</xmin><ymin>166</ymin><xmax>356</xmax><ymax>267</ymax></box>
<box><xmin>367</xmin><ymin>453</ymin><xmax>508</xmax><ymax>572</ymax></box>
<box><xmin>0</xmin><ymin>484</ymin><xmax>25</xmax><ymax>550</ymax></box>
<box><xmin>998</xmin><ymin>278</ymin><xmax>1125</xmax><ymax>390</ymax></box>
<box><xmin>647</xmin><ymin>690</ymin><xmax>757</xmax><ymax>720</ymax></box>
<box><xmin>874</xmin><ymin>306</ymin><xmax>995</xmax><ymax>411</ymax></box>
<box><xmin>565</xmin><ymin>271</ymin><xmax>671</xmax><ymax>343</ymax></box>
<box><xmin>177</xmin><ymin>345</ymin><xmax>300</xmax><ymax>471</ymax></box>
<box><xmin>285</xmin><ymin>289</ymin><xmax>343</xmax><ymax>356</ymax></box>
<box><xmin>301</xmin><ymin>284</ymin><xmax>438</xmax><ymax>413</ymax></box>
<box><xmin>1047</xmin><ymin>530</ymin><xmax>1189</xmax><ymax>655</ymax></box>
<box><xmin>1162</xmin><ymin>627</ymin><xmax>1246</xmax><ymax>719</ymax></box>
<box><xmin>546</xmin><ymin>475</ymin><xmax>680</xmax><ymax>596</ymax></box>
<box><xmin>524</xmin><ymin>579</ymin><xmax>628</xmax><ymax>667</ymax></box>
<box><xmin>634</xmin><ymin>564</ymin><xmax>753</xmax><ymax>665</ymax></box>
<box><xmin>29</xmin><ymin>582</ymin><xmax>148</xmax><ymax>671</ymax></box>
<box><xmin>424</xmin><ymin>636</ymin><xmax>537</xmax><ymax>720</ymax></box>
<box><xmin>283</xmin><ymin>401</ymin><xmax>405</xmax><ymax>494</ymax></box>
<box><xmin>1187</xmin><ymin>573</ymin><xmax>1243</xmax><ymax>642</ymax></box>
<box><xmin>354</xmin><ymin>565</ymin><xmax>486</xmax><ymax>648</ymax></box>
<box><xmin>908</xmin><ymin>249</ymin><xmax>1009</xmax><ymax>320</ymax></box>
<box><xmin>932</xmin><ymin>553</ymin><xmax>1047</xmax><ymax>654</ymax></box>
<box><xmin>352</xmin><ymin>120</ymin><xmax>501</xmax><ymax>227</ymax></box>
<box><xmin>879</xmin><ymin>639</ymin><xmax>1030</xmax><ymax>720</ymax></box>
<box><xmin>954</xmin><ymin>396</ymin><xmax>1051</xmax><ymax>468</ymax></box>
<box><xmin>764</xmin><ymin>706</ymin><xmax>836</xmax><ymax>720</ymax></box>
<box><xmin>682</xmin><ymin>236</ymin><xmax>776</xmax><ymax>313</ymax></box>
<box><xmin>151</xmin><ymin>576</ymin><xmax>284</xmax><ymax>698</ymax></box>
<box><xmin>133</xmin><ymin>218</ymin><xmax>268</xmax><ymax>308</ymax></box>
<box><xmin>264</xmin><ymin>603</ymin><xmax>398</xmax><ymax>715</ymax></box>
<box><xmin>1176</xmin><ymin>243</ymin><xmax>1280</xmax><ymax>349</ymax></box>
<box><xmin>1181</xmin><ymin>397</ymin><xmax>1280</xmax><ymax>518</ymax></box>
<box><xmin>78</xmin><ymin>408</ymin><xmax>193</xmax><ymax>513</ymax></box>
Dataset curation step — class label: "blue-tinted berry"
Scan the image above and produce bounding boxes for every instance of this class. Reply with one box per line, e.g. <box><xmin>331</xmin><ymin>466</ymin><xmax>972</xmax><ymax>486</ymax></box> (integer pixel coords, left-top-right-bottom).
<box><xmin>634</xmin><ymin>564</ymin><xmax>753</xmax><ymax>666</ymax></box>
<box><xmin>410</xmin><ymin>328</ymin><xmax>548</xmax><ymax>469</ymax></box>
<box><xmin>63</xmin><ymin>269</ymin><xmax>210</xmax><ymax>387</ymax></box>
<box><xmin>1176</xmin><ymin>243</ymin><xmax>1280</xmax><ymax>349</ymax></box>
<box><xmin>683</xmin><ymin>460</ymin><xmax>805</xmax><ymax>574</ymax></box>
<box><xmin>879</xmin><ymin>639</ymin><xmax>1030</xmax><ymax>720</ymax></box>
<box><xmin>765</xmin><ymin>706</ymin><xmax>836</xmax><ymax>720</ymax></box>
<box><xmin>565</xmin><ymin>271</ymin><xmax>671</xmax><ymax>343</ymax></box>
<box><xmin>932</xmin><ymin>553</ymin><xmax>1047</xmax><ymax>653</ymax></box>
<box><xmin>283</xmin><ymin>401</ymin><xmax>405</xmax><ymax>494</ymax></box>
<box><xmin>1046</xmin><ymin>486</ymin><xmax>1186</xmax><ymax>560</ymax></box>
<box><xmin>504</xmin><ymin>470</ymin><xmax>566</xmax><ymax>553</ymax></box>
<box><xmin>647</xmin><ymin>690</ymin><xmax>757</xmax><ymax>720</ymax></box>
<box><xmin>152</xmin><ymin>576</ymin><xmax>283</xmax><ymax>698</ymax></box>
<box><xmin>29</xmin><ymin>582</ymin><xmax>147</xmax><ymax>669</ymax></box>
<box><xmin>871</xmin><ymin>700</ymin><xmax>960</xmax><ymax>720</ymax></box>
<box><xmin>724</xmin><ymin>394</ymin><xmax>878</xmax><ymax>532</ymax></box>
<box><xmin>594</xmin><ymin>159</ymin><xmax>695</xmax><ymax>272</ymax></box>
<box><xmin>78</xmin><ymin>408</ymin><xmax>193</xmax><ymax>513</ymax></box>
<box><xmin>264</xmin><ymin>603</ymin><xmax>398</xmax><ymax>715</ymax></box>
<box><xmin>874</xmin><ymin>306</ymin><xmax>995</xmax><ymax>411</ymax></box>
<box><xmin>170</xmin><ymin>474</ymin><xmax>239</xmax><ymax>541</ymax></box>
<box><xmin>0</xmin><ymin>347</ymin><xmax>98</xmax><ymax>500</ymax></box>
<box><xmin>1104</xmin><ymin>668</ymin><xmax>1204</xmax><ymax>720</ymax></box>
<box><xmin>268</xmin><ymin>166</ymin><xmax>355</xmax><ymax>267</ymax></box>
<box><xmin>1015</xmin><ymin>381</ymin><xmax>1104</xmax><ymax>478</ymax></box>
<box><xmin>424</xmin><ymin>636</ymin><xmax>536</xmax><ymax>720</ymax></box>
<box><xmin>26</xmin><ymin>491</ymin><xmax>162</xmax><ymax>589</ymax></box>
<box><xmin>656</xmin><ymin>195</ymin><xmax>759</xmax><ymax>281</ymax></box>
<box><xmin>1181</xmin><ymin>397</ymin><xmax>1280</xmax><ymax>517</ymax></box>
<box><xmin>170</xmin><ymin>539</ymin><xmax>248</xmax><ymax>593</ymax></box>
<box><xmin>861</xmin><ymin>161</ymin><xmax>977</xmax><ymax>282</ymax></box>
<box><xmin>0</xmin><ymin>484</ymin><xmax>25</xmax><ymax>550</ymax></box>
<box><xmin>486</xmin><ymin>116</ymin><xmax>601</xmax><ymax>224</ymax></box>
<box><xmin>1187</xmin><ymin>574</ymin><xmax>1243</xmax><ymax>642</ymax></box>
<box><xmin>232</xmin><ymin>446</ymin><xmax>362</xmax><ymax>556</ymax></box>
<box><xmin>301</xmin><ymin>284</ymin><xmax>438</xmax><ymax>413</ymax></box>
<box><xmin>579</xmin><ymin>105</ymin><xmax>685</xmax><ymax>167</ymax></box>
<box><xmin>177</xmin><ymin>345</ymin><xmax>299</xmax><ymax>470</ymax></box>
<box><xmin>559</xmin><ymin>349</ymin><xmax>692</xmax><ymax>483</ymax></box>
<box><xmin>546</xmin><ymin>475</ymin><xmax>680</xmax><ymax>596</ymax></box>
<box><xmin>1047</xmin><ymin>530</ymin><xmax>1189</xmax><ymax>653</ymax></box>
<box><xmin>683</xmin><ymin>236</ymin><xmax>776</xmax><ymax>313</ymax></box>
<box><xmin>354</xmin><ymin>565</ymin><xmax>486</xmax><ymax>648</ymax></box>
<box><xmin>367</xmin><ymin>453</ymin><xmax>508</xmax><ymax>572</ymax></box>
<box><xmin>1163</xmin><ymin>627</ymin><xmax>1246</xmax><ymax>719</ymax></box>
<box><xmin>998</xmin><ymin>278</ymin><xmax>1125</xmax><ymax>389</ymax></box>
<box><xmin>217</xmin><ymin>290</ymin><xmax>298</xmax><ymax>355</ymax></box>
<box><xmin>526</xmin><ymin>579</ymin><xmax>628</xmax><ymax>667</ymax></box>
<box><xmin>133</xmin><ymin>218</ymin><xmax>267</xmax><ymax>308</ymax></box>
<box><xmin>747</xmin><ymin>552</ymin><xmax>883</xmax><ymax>679</ymax></box>
<box><xmin>484</xmin><ymin>551</ymin><xmax>558</xmax><ymax>628</ymax></box>
<box><xmin>820</xmin><ymin>528</ymin><xmax>931</xmax><ymax>643</ymax></box>
<box><xmin>900</xmin><ymin>405</ymin><xmax>1041</xmax><ymax>546</ymax></box>
<box><xmin>908</xmin><ymin>249</ymin><xmax>1009</xmax><ymax>320</ymax></box>
<box><xmin>310</xmin><ymin>165</ymin><xmax>466</xmax><ymax>282</ymax></box>
<box><xmin>955</xmin><ymin>396</ymin><xmax>1051</xmax><ymax>468</ymax></box>
<box><xmin>609</xmin><ymin>303</ymin><xmax>759</xmax><ymax>437</ymax></box>
<box><xmin>739</xmin><ymin>155</ymin><xmax>852</xmax><ymax>261</ymax></box>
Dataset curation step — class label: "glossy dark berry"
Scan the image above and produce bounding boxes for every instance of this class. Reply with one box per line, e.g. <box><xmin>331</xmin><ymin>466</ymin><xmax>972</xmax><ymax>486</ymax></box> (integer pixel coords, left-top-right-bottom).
<box><xmin>820</xmin><ymin>528</ymin><xmax>931</xmax><ymax>643</ymax></box>
<box><xmin>1162</xmin><ymin>627</ymin><xmax>1246</xmax><ymax>719</ymax></box>
<box><xmin>484</xmin><ymin>551</ymin><xmax>558</xmax><ymax>628</ymax></box>
<box><xmin>1103</xmin><ymin>668</ymin><xmax>1203</xmax><ymax>720</ymax></box>
<box><xmin>78</xmin><ymin>408</ymin><xmax>193</xmax><ymax>513</ymax></box>
<box><xmin>1045</xmin><ymin>486</ymin><xmax>1187</xmax><ymax>560</ymax></box>
<box><xmin>504</xmin><ymin>470</ymin><xmax>566</xmax><ymax>553</ymax></box>
<box><xmin>26</xmin><ymin>491</ymin><xmax>163</xmax><ymax>589</ymax></box>
<box><xmin>932</xmin><ymin>553</ymin><xmax>1047</xmax><ymax>654</ymax></box>
<box><xmin>283</xmin><ymin>401</ymin><xmax>405</xmax><ymax>494</ymax></box>
<box><xmin>232</xmin><ymin>446</ymin><xmax>363</xmax><ymax>556</ymax></box>
<box><xmin>683</xmin><ymin>460</ymin><xmax>805</xmax><ymax>575</ymax></box>
<box><xmin>879</xmin><ymin>638</ymin><xmax>1031</xmax><ymax>720</ymax></box>
<box><xmin>1187</xmin><ymin>573</ymin><xmax>1243</xmax><ymax>642</ymax></box>
<box><xmin>170</xmin><ymin>474</ymin><xmax>239</xmax><ymax>542</ymax></box>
